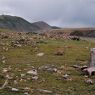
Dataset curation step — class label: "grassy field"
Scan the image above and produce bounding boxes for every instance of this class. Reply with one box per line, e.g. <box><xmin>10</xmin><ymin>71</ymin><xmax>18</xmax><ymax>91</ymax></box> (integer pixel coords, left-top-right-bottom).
<box><xmin>0</xmin><ymin>34</ymin><xmax>95</xmax><ymax>95</ymax></box>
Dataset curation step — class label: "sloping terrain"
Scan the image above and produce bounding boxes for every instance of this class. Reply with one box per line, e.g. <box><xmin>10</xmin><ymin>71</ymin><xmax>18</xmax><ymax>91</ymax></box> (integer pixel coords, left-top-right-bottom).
<box><xmin>0</xmin><ymin>30</ymin><xmax>95</xmax><ymax>95</ymax></box>
<box><xmin>32</xmin><ymin>21</ymin><xmax>52</xmax><ymax>30</ymax></box>
<box><xmin>0</xmin><ymin>15</ymin><xmax>52</xmax><ymax>32</ymax></box>
<box><xmin>0</xmin><ymin>15</ymin><xmax>41</xmax><ymax>32</ymax></box>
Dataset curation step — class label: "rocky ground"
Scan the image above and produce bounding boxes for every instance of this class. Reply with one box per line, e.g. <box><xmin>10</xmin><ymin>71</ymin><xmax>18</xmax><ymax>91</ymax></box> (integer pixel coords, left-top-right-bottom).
<box><xmin>0</xmin><ymin>30</ymin><xmax>95</xmax><ymax>95</ymax></box>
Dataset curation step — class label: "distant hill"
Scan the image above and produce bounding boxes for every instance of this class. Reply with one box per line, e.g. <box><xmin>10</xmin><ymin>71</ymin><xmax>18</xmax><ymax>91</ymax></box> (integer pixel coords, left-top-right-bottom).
<box><xmin>51</xmin><ymin>26</ymin><xmax>61</xmax><ymax>29</ymax></box>
<box><xmin>0</xmin><ymin>15</ymin><xmax>95</xmax><ymax>37</ymax></box>
<box><xmin>32</xmin><ymin>21</ymin><xmax>52</xmax><ymax>30</ymax></box>
<box><xmin>0</xmin><ymin>15</ymin><xmax>52</xmax><ymax>32</ymax></box>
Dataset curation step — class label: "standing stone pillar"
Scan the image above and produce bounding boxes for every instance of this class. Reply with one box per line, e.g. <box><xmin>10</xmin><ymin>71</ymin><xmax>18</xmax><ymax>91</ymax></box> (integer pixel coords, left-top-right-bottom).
<box><xmin>83</xmin><ymin>48</ymin><xmax>95</xmax><ymax>76</ymax></box>
<box><xmin>89</xmin><ymin>48</ymin><xmax>95</xmax><ymax>67</ymax></box>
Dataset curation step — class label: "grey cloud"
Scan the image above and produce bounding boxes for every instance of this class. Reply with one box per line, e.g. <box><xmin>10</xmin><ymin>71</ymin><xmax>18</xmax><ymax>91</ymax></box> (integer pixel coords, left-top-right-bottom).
<box><xmin>0</xmin><ymin>0</ymin><xmax>95</xmax><ymax>27</ymax></box>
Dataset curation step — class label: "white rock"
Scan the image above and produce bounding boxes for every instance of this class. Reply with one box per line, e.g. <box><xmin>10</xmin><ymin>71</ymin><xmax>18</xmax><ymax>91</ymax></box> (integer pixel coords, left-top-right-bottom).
<box><xmin>2</xmin><ymin>60</ymin><xmax>6</xmax><ymax>63</ymax></box>
<box><xmin>24</xmin><ymin>92</ymin><xmax>30</xmax><ymax>95</ymax></box>
<box><xmin>37</xmin><ymin>53</ymin><xmax>44</xmax><ymax>57</ymax></box>
<box><xmin>62</xmin><ymin>74</ymin><xmax>72</xmax><ymax>81</ymax></box>
<box><xmin>12</xmin><ymin>88</ymin><xmax>19</xmax><ymax>92</ymax></box>
<box><xmin>2</xmin><ymin>68</ymin><xmax>8</xmax><ymax>73</ymax></box>
<box><xmin>85</xmin><ymin>79</ymin><xmax>94</xmax><ymax>84</ymax></box>
<box><xmin>21</xmin><ymin>74</ymin><xmax>25</xmax><ymax>77</ymax></box>
<box><xmin>37</xmin><ymin>89</ymin><xmax>53</xmax><ymax>94</ymax></box>
<box><xmin>24</xmin><ymin>87</ymin><xmax>31</xmax><ymax>90</ymax></box>
<box><xmin>6</xmin><ymin>74</ymin><xmax>13</xmax><ymax>79</ymax></box>
<box><xmin>2</xmin><ymin>56</ymin><xmax>6</xmax><ymax>60</ymax></box>
<box><xmin>63</xmin><ymin>74</ymin><xmax>69</xmax><ymax>78</ymax></box>
<box><xmin>5</xmin><ymin>48</ymin><xmax>9</xmax><ymax>51</ymax></box>
<box><xmin>27</xmin><ymin>69</ymin><xmax>37</xmax><ymax>75</ymax></box>
<box><xmin>32</xmin><ymin>76</ymin><xmax>38</xmax><ymax>80</ymax></box>
<box><xmin>14</xmin><ymin>80</ymin><xmax>18</xmax><ymax>84</ymax></box>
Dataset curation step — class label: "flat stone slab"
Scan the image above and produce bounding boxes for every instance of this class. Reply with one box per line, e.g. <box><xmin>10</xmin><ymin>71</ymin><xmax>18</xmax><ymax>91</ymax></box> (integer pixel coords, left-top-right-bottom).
<box><xmin>83</xmin><ymin>67</ymin><xmax>95</xmax><ymax>76</ymax></box>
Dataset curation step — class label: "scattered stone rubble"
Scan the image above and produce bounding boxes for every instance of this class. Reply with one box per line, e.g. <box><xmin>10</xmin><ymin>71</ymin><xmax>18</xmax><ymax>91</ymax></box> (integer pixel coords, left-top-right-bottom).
<box><xmin>27</xmin><ymin>69</ymin><xmax>39</xmax><ymax>81</ymax></box>
<box><xmin>85</xmin><ymin>78</ymin><xmax>94</xmax><ymax>84</ymax></box>
<box><xmin>0</xmin><ymin>33</ymin><xmax>9</xmax><ymax>39</ymax></box>
<box><xmin>2</xmin><ymin>47</ymin><xmax>9</xmax><ymax>52</ymax></box>
<box><xmin>62</xmin><ymin>74</ymin><xmax>72</xmax><ymax>81</ymax></box>
<box><xmin>39</xmin><ymin>64</ymin><xmax>57</xmax><ymax>73</ymax></box>
<box><xmin>0</xmin><ymin>56</ymin><xmax>7</xmax><ymax>64</ymax></box>
<box><xmin>10</xmin><ymin>35</ymin><xmax>38</xmax><ymax>48</ymax></box>
<box><xmin>0</xmin><ymin>31</ymin><xmax>95</xmax><ymax>94</ymax></box>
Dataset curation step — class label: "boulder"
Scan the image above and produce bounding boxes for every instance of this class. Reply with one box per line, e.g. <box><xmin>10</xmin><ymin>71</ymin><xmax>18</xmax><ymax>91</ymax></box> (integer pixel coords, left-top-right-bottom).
<box><xmin>55</xmin><ymin>48</ymin><xmax>64</xmax><ymax>56</ymax></box>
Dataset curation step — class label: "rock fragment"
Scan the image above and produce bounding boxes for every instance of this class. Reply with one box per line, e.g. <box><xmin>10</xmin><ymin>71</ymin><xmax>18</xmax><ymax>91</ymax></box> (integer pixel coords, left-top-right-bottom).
<box><xmin>32</xmin><ymin>76</ymin><xmax>38</xmax><ymax>80</ymax></box>
<box><xmin>37</xmin><ymin>53</ymin><xmax>44</xmax><ymax>57</ymax></box>
<box><xmin>39</xmin><ymin>65</ymin><xmax>57</xmax><ymax>73</ymax></box>
<box><xmin>37</xmin><ymin>89</ymin><xmax>53</xmax><ymax>94</ymax></box>
<box><xmin>27</xmin><ymin>69</ymin><xmax>38</xmax><ymax>76</ymax></box>
<box><xmin>11</xmin><ymin>88</ymin><xmax>19</xmax><ymax>92</ymax></box>
<box><xmin>85</xmin><ymin>79</ymin><xmax>94</xmax><ymax>84</ymax></box>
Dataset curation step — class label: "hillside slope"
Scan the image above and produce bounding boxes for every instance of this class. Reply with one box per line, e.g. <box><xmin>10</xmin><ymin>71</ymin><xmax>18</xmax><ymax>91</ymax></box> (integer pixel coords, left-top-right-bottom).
<box><xmin>32</xmin><ymin>21</ymin><xmax>52</xmax><ymax>30</ymax></box>
<box><xmin>0</xmin><ymin>15</ymin><xmax>52</xmax><ymax>32</ymax></box>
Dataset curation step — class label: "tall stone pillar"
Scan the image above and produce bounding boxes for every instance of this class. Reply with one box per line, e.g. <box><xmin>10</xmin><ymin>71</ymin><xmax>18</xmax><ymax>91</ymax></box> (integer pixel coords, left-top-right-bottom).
<box><xmin>89</xmin><ymin>48</ymin><xmax>95</xmax><ymax>67</ymax></box>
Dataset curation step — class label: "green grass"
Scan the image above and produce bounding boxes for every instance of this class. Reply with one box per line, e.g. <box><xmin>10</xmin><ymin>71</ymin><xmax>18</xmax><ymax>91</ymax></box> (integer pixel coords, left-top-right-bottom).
<box><xmin>0</xmin><ymin>36</ymin><xmax>95</xmax><ymax>95</ymax></box>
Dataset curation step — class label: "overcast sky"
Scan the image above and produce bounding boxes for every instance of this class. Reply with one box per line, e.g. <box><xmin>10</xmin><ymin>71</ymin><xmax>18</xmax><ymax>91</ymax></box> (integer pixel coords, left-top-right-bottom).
<box><xmin>0</xmin><ymin>0</ymin><xmax>95</xmax><ymax>28</ymax></box>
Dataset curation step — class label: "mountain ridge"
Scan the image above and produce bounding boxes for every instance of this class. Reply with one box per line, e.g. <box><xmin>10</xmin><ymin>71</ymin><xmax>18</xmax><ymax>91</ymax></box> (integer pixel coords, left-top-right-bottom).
<box><xmin>0</xmin><ymin>15</ymin><xmax>52</xmax><ymax>32</ymax></box>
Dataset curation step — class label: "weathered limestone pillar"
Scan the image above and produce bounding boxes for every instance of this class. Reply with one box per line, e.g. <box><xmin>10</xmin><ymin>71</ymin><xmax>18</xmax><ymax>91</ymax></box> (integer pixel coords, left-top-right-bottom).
<box><xmin>89</xmin><ymin>48</ymin><xmax>95</xmax><ymax>67</ymax></box>
<box><xmin>83</xmin><ymin>48</ymin><xmax>95</xmax><ymax>76</ymax></box>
